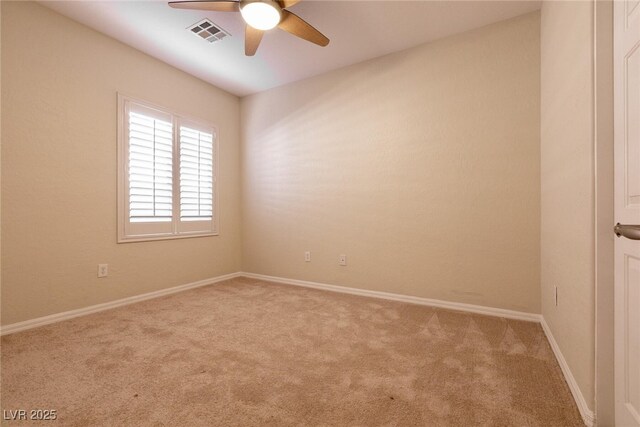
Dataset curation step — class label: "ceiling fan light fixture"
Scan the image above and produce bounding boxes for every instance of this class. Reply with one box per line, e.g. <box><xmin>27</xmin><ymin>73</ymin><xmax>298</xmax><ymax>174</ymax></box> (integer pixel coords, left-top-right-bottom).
<box><xmin>240</xmin><ymin>0</ymin><xmax>282</xmax><ymax>31</ymax></box>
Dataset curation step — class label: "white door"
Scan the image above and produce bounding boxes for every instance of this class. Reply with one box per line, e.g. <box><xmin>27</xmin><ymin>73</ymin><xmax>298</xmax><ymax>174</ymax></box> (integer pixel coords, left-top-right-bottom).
<box><xmin>615</xmin><ymin>1</ymin><xmax>640</xmax><ymax>425</ymax></box>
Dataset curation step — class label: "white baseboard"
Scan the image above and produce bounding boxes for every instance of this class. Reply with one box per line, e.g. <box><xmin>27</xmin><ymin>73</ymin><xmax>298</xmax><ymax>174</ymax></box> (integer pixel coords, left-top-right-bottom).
<box><xmin>0</xmin><ymin>272</ymin><xmax>242</xmax><ymax>336</ymax></box>
<box><xmin>240</xmin><ymin>272</ymin><xmax>541</xmax><ymax>322</ymax></box>
<box><xmin>540</xmin><ymin>317</ymin><xmax>595</xmax><ymax>427</ymax></box>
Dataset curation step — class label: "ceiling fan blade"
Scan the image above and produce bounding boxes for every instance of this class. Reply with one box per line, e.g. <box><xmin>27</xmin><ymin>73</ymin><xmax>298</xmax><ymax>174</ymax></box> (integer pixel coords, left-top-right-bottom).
<box><xmin>278</xmin><ymin>0</ymin><xmax>301</xmax><ymax>8</ymax></box>
<box><xmin>168</xmin><ymin>1</ymin><xmax>239</xmax><ymax>12</ymax></box>
<box><xmin>245</xmin><ymin>25</ymin><xmax>264</xmax><ymax>56</ymax></box>
<box><xmin>278</xmin><ymin>10</ymin><xmax>329</xmax><ymax>47</ymax></box>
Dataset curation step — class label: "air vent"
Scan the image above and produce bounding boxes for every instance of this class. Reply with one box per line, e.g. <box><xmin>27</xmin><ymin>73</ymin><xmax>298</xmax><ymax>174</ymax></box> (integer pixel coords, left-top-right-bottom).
<box><xmin>187</xmin><ymin>19</ymin><xmax>230</xmax><ymax>44</ymax></box>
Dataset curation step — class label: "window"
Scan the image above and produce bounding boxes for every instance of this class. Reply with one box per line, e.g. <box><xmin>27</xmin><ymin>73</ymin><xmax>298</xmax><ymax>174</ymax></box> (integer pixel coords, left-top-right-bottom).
<box><xmin>117</xmin><ymin>94</ymin><xmax>218</xmax><ymax>242</ymax></box>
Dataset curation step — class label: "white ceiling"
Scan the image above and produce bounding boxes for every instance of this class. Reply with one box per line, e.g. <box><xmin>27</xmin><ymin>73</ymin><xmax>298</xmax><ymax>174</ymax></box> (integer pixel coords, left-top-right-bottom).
<box><xmin>41</xmin><ymin>0</ymin><xmax>541</xmax><ymax>97</ymax></box>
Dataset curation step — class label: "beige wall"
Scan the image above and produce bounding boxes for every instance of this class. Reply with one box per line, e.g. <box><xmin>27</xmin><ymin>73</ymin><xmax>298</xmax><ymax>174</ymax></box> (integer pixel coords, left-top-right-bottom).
<box><xmin>1</xmin><ymin>2</ymin><xmax>242</xmax><ymax>325</ymax></box>
<box><xmin>0</xmin><ymin>0</ymin><xmax>3</xmax><ymax>325</ymax></box>
<box><xmin>241</xmin><ymin>12</ymin><xmax>541</xmax><ymax>314</ymax></box>
<box><xmin>540</xmin><ymin>0</ymin><xmax>596</xmax><ymax>411</ymax></box>
<box><xmin>594</xmin><ymin>1</ymin><xmax>615</xmax><ymax>424</ymax></box>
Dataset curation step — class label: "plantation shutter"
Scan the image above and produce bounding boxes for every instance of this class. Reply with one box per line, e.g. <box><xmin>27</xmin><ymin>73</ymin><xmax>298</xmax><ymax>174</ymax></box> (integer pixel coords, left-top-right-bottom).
<box><xmin>118</xmin><ymin>94</ymin><xmax>218</xmax><ymax>242</ymax></box>
<box><xmin>119</xmin><ymin>99</ymin><xmax>174</xmax><ymax>239</ymax></box>
<box><xmin>128</xmin><ymin>110</ymin><xmax>173</xmax><ymax>222</ymax></box>
<box><xmin>178</xmin><ymin>121</ymin><xmax>216</xmax><ymax>234</ymax></box>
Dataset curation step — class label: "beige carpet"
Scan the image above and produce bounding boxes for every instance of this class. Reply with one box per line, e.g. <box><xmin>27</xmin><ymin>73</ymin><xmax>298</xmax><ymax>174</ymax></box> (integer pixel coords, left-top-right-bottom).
<box><xmin>1</xmin><ymin>278</ymin><xmax>583</xmax><ymax>426</ymax></box>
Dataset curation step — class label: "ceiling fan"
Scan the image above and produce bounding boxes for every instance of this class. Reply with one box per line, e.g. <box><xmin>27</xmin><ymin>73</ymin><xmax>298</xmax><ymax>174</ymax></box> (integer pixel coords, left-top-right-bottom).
<box><xmin>168</xmin><ymin>0</ymin><xmax>330</xmax><ymax>56</ymax></box>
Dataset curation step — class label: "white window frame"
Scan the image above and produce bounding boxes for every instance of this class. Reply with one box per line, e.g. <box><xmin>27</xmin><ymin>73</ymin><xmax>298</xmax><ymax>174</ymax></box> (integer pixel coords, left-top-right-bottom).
<box><xmin>117</xmin><ymin>93</ymin><xmax>219</xmax><ymax>243</ymax></box>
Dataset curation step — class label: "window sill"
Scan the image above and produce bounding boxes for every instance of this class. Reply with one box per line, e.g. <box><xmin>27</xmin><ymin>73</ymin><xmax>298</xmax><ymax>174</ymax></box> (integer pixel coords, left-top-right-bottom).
<box><xmin>117</xmin><ymin>232</ymin><xmax>219</xmax><ymax>244</ymax></box>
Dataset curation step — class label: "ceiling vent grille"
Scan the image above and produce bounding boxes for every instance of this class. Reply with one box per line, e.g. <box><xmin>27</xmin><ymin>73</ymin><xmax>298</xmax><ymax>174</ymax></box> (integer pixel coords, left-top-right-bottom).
<box><xmin>187</xmin><ymin>19</ymin><xmax>230</xmax><ymax>44</ymax></box>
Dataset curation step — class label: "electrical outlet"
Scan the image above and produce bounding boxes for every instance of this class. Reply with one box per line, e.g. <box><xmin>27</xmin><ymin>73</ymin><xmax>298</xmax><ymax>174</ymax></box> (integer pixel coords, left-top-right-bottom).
<box><xmin>98</xmin><ymin>264</ymin><xmax>108</xmax><ymax>278</ymax></box>
<box><xmin>304</xmin><ymin>251</ymin><xmax>311</xmax><ymax>262</ymax></box>
<box><xmin>555</xmin><ymin>286</ymin><xmax>558</xmax><ymax>306</ymax></box>
<box><xmin>339</xmin><ymin>254</ymin><xmax>347</xmax><ymax>266</ymax></box>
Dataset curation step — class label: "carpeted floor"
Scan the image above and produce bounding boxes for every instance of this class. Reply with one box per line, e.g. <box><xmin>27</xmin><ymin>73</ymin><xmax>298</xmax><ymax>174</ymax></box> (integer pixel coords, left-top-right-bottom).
<box><xmin>1</xmin><ymin>277</ymin><xmax>583</xmax><ymax>426</ymax></box>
